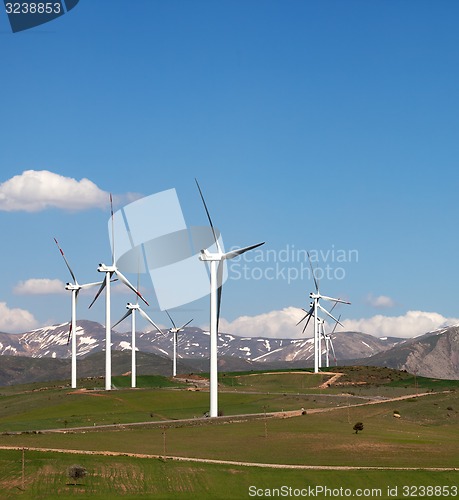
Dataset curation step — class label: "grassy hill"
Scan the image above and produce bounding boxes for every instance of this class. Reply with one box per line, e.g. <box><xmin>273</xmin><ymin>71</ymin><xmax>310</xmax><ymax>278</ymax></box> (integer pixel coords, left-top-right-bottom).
<box><xmin>0</xmin><ymin>367</ymin><xmax>457</xmax><ymax>498</ymax></box>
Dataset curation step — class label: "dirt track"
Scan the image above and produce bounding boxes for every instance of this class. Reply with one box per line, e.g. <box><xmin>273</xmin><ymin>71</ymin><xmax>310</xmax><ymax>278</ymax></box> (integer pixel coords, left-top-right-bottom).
<box><xmin>0</xmin><ymin>445</ymin><xmax>456</xmax><ymax>472</ymax></box>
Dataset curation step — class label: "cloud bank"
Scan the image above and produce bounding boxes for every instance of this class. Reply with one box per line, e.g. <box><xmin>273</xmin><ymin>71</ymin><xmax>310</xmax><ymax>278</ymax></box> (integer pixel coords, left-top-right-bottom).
<box><xmin>219</xmin><ymin>307</ymin><xmax>306</xmax><ymax>339</ymax></box>
<box><xmin>0</xmin><ymin>302</ymin><xmax>38</xmax><ymax>332</ymax></box>
<box><xmin>14</xmin><ymin>278</ymin><xmax>66</xmax><ymax>295</ymax></box>
<box><xmin>0</xmin><ymin>170</ymin><xmax>108</xmax><ymax>212</ymax></box>
<box><xmin>218</xmin><ymin>308</ymin><xmax>459</xmax><ymax>340</ymax></box>
<box><xmin>342</xmin><ymin>310</ymin><xmax>459</xmax><ymax>339</ymax></box>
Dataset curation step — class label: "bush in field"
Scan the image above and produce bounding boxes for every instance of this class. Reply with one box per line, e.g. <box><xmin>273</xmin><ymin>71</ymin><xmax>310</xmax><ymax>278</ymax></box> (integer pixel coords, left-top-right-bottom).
<box><xmin>67</xmin><ymin>465</ymin><xmax>87</xmax><ymax>485</ymax></box>
<box><xmin>353</xmin><ymin>422</ymin><xmax>364</xmax><ymax>434</ymax></box>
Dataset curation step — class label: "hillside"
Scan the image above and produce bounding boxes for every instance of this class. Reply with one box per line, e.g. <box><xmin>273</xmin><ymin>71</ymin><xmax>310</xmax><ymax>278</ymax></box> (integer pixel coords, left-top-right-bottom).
<box><xmin>360</xmin><ymin>325</ymin><xmax>459</xmax><ymax>379</ymax></box>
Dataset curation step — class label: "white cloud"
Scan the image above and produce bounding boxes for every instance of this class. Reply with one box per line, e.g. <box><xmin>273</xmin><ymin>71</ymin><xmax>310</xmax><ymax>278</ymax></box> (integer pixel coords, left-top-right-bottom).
<box><xmin>13</xmin><ymin>278</ymin><xmax>66</xmax><ymax>295</ymax></box>
<box><xmin>216</xmin><ymin>308</ymin><xmax>459</xmax><ymax>340</ymax></box>
<box><xmin>342</xmin><ymin>310</ymin><xmax>459</xmax><ymax>339</ymax></box>
<box><xmin>365</xmin><ymin>293</ymin><xmax>396</xmax><ymax>309</ymax></box>
<box><xmin>0</xmin><ymin>170</ymin><xmax>108</xmax><ymax>212</ymax></box>
<box><xmin>0</xmin><ymin>302</ymin><xmax>39</xmax><ymax>332</ymax></box>
<box><xmin>219</xmin><ymin>307</ymin><xmax>308</xmax><ymax>339</ymax></box>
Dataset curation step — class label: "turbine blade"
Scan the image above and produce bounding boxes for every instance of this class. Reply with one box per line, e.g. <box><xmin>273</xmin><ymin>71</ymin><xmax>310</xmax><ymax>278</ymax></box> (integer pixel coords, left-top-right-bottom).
<box><xmin>138</xmin><ymin>308</ymin><xmax>165</xmax><ymax>336</ymax></box>
<box><xmin>195</xmin><ymin>179</ymin><xmax>220</xmax><ymax>251</ymax></box>
<box><xmin>317</xmin><ymin>303</ymin><xmax>343</xmax><ymax>327</ymax></box>
<box><xmin>302</xmin><ymin>311</ymin><xmax>313</xmax><ymax>334</ymax></box>
<box><xmin>329</xmin><ymin>337</ymin><xmax>337</xmax><ymax>364</ymax></box>
<box><xmin>179</xmin><ymin>318</ymin><xmax>193</xmax><ymax>330</ymax></box>
<box><xmin>296</xmin><ymin>307</ymin><xmax>313</xmax><ymax>326</ymax></box>
<box><xmin>307</xmin><ymin>251</ymin><xmax>319</xmax><ymax>292</ymax></box>
<box><xmin>67</xmin><ymin>321</ymin><xmax>72</xmax><ymax>345</ymax></box>
<box><xmin>331</xmin><ymin>314</ymin><xmax>342</xmax><ymax>335</ymax></box>
<box><xmin>224</xmin><ymin>242</ymin><xmax>265</xmax><ymax>260</ymax></box>
<box><xmin>115</xmin><ymin>269</ymin><xmax>149</xmax><ymax>306</ymax></box>
<box><xmin>112</xmin><ymin>309</ymin><xmax>132</xmax><ymax>329</ymax></box>
<box><xmin>88</xmin><ymin>279</ymin><xmax>107</xmax><ymax>309</ymax></box>
<box><xmin>321</xmin><ymin>295</ymin><xmax>351</xmax><ymax>305</ymax></box>
<box><xmin>217</xmin><ymin>260</ymin><xmax>224</xmax><ymax>333</ymax></box>
<box><xmin>165</xmin><ymin>310</ymin><xmax>177</xmax><ymax>329</ymax></box>
<box><xmin>110</xmin><ymin>193</ymin><xmax>115</xmax><ymax>265</ymax></box>
<box><xmin>79</xmin><ymin>280</ymin><xmax>105</xmax><ymax>289</ymax></box>
<box><xmin>136</xmin><ymin>265</ymin><xmax>140</xmax><ymax>305</ymax></box>
<box><xmin>54</xmin><ymin>238</ymin><xmax>77</xmax><ymax>284</ymax></box>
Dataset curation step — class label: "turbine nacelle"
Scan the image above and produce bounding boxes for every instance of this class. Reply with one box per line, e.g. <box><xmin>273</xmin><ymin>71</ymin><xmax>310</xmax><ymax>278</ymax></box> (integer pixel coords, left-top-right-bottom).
<box><xmin>98</xmin><ymin>263</ymin><xmax>116</xmax><ymax>273</ymax></box>
<box><xmin>65</xmin><ymin>283</ymin><xmax>79</xmax><ymax>291</ymax></box>
<box><xmin>169</xmin><ymin>326</ymin><xmax>186</xmax><ymax>334</ymax></box>
<box><xmin>199</xmin><ymin>248</ymin><xmax>222</xmax><ymax>261</ymax></box>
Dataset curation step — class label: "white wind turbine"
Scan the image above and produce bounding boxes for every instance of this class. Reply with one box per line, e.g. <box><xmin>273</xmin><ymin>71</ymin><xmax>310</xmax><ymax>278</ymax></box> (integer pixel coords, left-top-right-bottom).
<box><xmin>196</xmin><ymin>179</ymin><xmax>265</xmax><ymax>417</ymax></box>
<box><xmin>321</xmin><ymin>314</ymin><xmax>340</xmax><ymax>367</ymax></box>
<box><xmin>89</xmin><ymin>194</ymin><xmax>150</xmax><ymax>391</ymax></box>
<box><xmin>317</xmin><ymin>313</ymin><xmax>341</xmax><ymax>368</ymax></box>
<box><xmin>112</xmin><ymin>300</ymin><xmax>164</xmax><ymax>388</ymax></box>
<box><xmin>165</xmin><ymin>310</ymin><xmax>193</xmax><ymax>377</ymax></box>
<box><xmin>296</xmin><ymin>252</ymin><xmax>350</xmax><ymax>373</ymax></box>
<box><xmin>54</xmin><ymin>238</ymin><xmax>104</xmax><ymax>389</ymax></box>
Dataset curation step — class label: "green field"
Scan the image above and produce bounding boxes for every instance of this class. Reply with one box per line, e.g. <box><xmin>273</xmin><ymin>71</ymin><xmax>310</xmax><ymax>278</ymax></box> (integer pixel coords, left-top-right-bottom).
<box><xmin>0</xmin><ymin>449</ymin><xmax>457</xmax><ymax>500</ymax></box>
<box><xmin>0</xmin><ymin>368</ymin><xmax>457</xmax><ymax>498</ymax></box>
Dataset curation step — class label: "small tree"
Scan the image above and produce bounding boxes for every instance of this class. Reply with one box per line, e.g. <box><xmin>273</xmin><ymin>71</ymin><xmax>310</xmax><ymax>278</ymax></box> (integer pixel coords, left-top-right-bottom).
<box><xmin>67</xmin><ymin>465</ymin><xmax>87</xmax><ymax>485</ymax></box>
<box><xmin>353</xmin><ymin>422</ymin><xmax>364</xmax><ymax>434</ymax></box>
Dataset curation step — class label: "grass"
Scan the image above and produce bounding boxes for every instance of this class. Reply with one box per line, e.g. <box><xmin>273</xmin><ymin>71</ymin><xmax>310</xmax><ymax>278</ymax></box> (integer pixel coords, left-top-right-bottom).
<box><xmin>0</xmin><ymin>382</ymin><xmax>370</xmax><ymax>432</ymax></box>
<box><xmin>0</xmin><ymin>367</ymin><xmax>458</xmax><ymax>498</ymax></box>
<box><xmin>219</xmin><ymin>371</ymin><xmax>331</xmax><ymax>392</ymax></box>
<box><xmin>111</xmin><ymin>375</ymin><xmax>186</xmax><ymax>389</ymax></box>
<box><xmin>0</xmin><ymin>449</ymin><xmax>457</xmax><ymax>499</ymax></box>
<box><xmin>1</xmin><ymin>391</ymin><xmax>458</xmax><ymax>468</ymax></box>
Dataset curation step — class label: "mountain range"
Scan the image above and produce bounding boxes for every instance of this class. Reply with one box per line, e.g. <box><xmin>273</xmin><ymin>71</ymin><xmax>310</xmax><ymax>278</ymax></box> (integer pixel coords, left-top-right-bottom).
<box><xmin>0</xmin><ymin>320</ymin><xmax>458</xmax><ymax>384</ymax></box>
<box><xmin>0</xmin><ymin>319</ymin><xmax>400</xmax><ymax>362</ymax></box>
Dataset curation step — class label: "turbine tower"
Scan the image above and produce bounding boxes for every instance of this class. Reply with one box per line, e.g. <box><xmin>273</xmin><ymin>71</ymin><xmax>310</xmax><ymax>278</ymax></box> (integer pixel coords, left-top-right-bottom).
<box><xmin>54</xmin><ymin>238</ymin><xmax>103</xmax><ymax>389</ymax></box>
<box><xmin>112</xmin><ymin>302</ymin><xmax>164</xmax><ymax>388</ymax></box>
<box><xmin>196</xmin><ymin>179</ymin><xmax>265</xmax><ymax>417</ymax></box>
<box><xmin>89</xmin><ymin>194</ymin><xmax>149</xmax><ymax>391</ymax></box>
<box><xmin>321</xmin><ymin>314</ymin><xmax>340</xmax><ymax>367</ymax></box>
<box><xmin>165</xmin><ymin>310</ymin><xmax>193</xmax><ymax>377</ymax></box>
<box><xmin>296</xmin><ymin>252</ymin><xmax>350</xmax><ymax>373</ymax></box>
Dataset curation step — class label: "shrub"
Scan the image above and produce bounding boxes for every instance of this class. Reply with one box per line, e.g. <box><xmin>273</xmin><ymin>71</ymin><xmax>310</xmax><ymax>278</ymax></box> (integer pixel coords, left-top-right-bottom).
<box><xmin>68</xmin><ymin>465</ymin><xmax>87</xmax><ymax>485</ymax></box>
<box><xmin>353</xmin><ymin>422</ymin><xmax>364</xmax><ymax>434</ymax></box>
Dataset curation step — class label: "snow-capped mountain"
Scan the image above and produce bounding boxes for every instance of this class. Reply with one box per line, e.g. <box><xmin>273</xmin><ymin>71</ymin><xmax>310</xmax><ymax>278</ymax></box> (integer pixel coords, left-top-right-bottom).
<box><xmin>0</xmin><ymin>321</ymin><xmax>458</xmax><ymax>380</ymax></box>
<box><xmin>0</xmin><ymin>319</ymin><xmax>400</xmax><ymax>363</ymax></box>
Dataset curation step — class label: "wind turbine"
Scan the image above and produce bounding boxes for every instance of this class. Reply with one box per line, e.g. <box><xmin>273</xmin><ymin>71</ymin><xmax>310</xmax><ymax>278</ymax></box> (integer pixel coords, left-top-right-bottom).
<box><xmin>112</xmin><ymin>301</ymin><xmax>164</xmax><ymax>388</ymax></box>
<box><xmin>165</xmin><ymin>310</ymin><xmax>193</xmax><ymax>377</ymax></box>
<box><xmin>89</xmin><ymin>194</ymin><xmax>149</xmax><ymax>391</ymax></box>
<box><xmin>195</xmin><ymin>179</ymin><xmax>265</xmax><ymax>417</ymax></box>
<box><xmin>321</xmin><ymin>315</ymin><xmax>340</xmax><ymax>367</ymax></box>
<box><xmin>54</xmin><ymin>238</ymin><xmax>103</xmax><ymax>389</ymax></box>
<box><xmin>296</xmin><ymin>252</ymin><xmax>350</xmax><ymax>373</ymax></box>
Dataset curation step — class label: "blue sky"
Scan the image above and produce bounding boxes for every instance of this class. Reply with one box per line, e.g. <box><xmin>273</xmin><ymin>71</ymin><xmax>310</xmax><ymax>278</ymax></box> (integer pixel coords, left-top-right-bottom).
<box><xmin>1</xmin><ymin>0</ymin><xmax>459</xmax><ymax>338</ymax></box>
